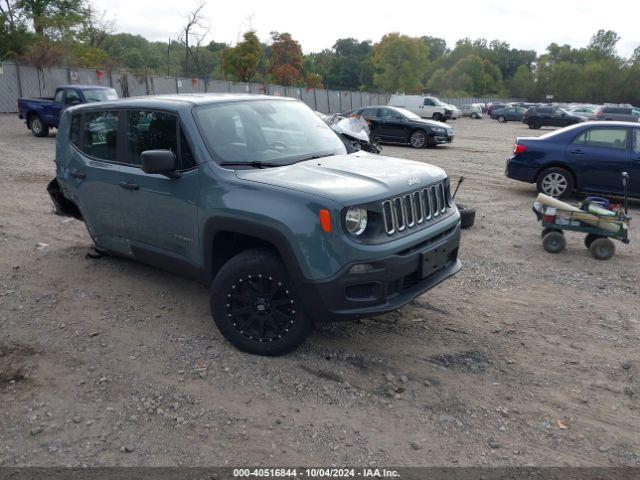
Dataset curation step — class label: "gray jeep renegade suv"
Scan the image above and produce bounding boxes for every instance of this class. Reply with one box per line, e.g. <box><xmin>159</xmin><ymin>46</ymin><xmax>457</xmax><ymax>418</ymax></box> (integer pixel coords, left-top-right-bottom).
<box><xmin>48</xmin><ymin>94</ymin><xmax>461</xmax><ymax>355</ymax></box>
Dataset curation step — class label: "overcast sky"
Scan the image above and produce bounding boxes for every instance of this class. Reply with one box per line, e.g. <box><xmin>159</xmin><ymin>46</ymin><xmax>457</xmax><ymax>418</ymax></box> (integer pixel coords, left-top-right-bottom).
<box><xmin>92</xmin><ymin>0</ymin><xmax>639</xmax><ymax>58</ymax></box>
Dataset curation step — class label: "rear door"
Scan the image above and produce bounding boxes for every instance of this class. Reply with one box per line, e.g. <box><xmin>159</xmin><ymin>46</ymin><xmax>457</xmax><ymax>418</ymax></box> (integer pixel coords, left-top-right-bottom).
<box><xmin>64</xmin><ymin>109</ymin><xmax>129</xmax><ymax>253</ymax></box>
<box><xmin>117</xmin><ymin>109</ymin><xmax>200</xmax><ymax>266</ymax></box>
<box><xmin>360</xmin><ymin>107</ymin><xmax>383</xmax><ymax>139</ymax></box>
<box><xmin>566</xmin><ymin>126</ymin><xmax>631</xmax><ymax>195</ymax></box>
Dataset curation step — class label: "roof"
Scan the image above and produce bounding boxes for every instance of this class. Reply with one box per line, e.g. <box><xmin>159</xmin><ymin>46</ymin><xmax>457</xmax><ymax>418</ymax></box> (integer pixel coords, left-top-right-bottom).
<box><xmin>70</xmin><ymin>93</ymin><xmax>296</xmax><ymax>110</ymax></box>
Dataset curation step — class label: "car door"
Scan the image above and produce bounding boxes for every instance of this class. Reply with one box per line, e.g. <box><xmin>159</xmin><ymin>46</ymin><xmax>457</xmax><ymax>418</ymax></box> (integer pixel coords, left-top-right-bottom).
<box><xmin>566</xmin><ymin>126</ymin><xmax>631</xmax><ymax>195</ymax></box>
<box><xmin>117</xmin><ymin>109</ymin><xmax>201</xmax><ymax>266</ymax></box>
<box><xmin>46</xmin><ymin>89</ymin><xmax>67</xmax><ymax>126</ymax></box>
<box><xmin>376</xmin><ymin>108</ymin><xmax>407</xmax><ymax>141</ymax></box>
<box><xmin>418</xmin><ymin>98</ymin><xmax>435</xmax><ymax>118</ymax></box>
<box><xmin>64</xmin><ymin>109</ymin><xmax>129</xmax><ymax>254</ymax></box>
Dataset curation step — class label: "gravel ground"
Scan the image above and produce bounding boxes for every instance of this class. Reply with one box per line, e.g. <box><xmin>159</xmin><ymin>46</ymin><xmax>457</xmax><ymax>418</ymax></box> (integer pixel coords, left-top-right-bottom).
<box><xmin>0</xmin><ymin>113</ymin><xmax>638</xmax><ymax>467</ymax></box>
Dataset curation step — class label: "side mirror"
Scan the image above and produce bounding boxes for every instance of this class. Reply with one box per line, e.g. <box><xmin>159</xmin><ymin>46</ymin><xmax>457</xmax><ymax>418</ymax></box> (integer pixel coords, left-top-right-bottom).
<box><xmin>141</xmin><ymin>150</ymin><xmax>181</xmax><ymax>179</ymax></box>
<box><xmin>68</xmin><ymin>99</ymin><xmax>81</xmax><ymax>106</ymax></box>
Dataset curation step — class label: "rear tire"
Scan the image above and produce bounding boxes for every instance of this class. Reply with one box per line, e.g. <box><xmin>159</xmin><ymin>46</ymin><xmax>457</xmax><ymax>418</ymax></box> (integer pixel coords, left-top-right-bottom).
<box><xmin>536</xmin><ymin>167</ymin><xmax>574</xmax><ymax>199</ymax></box>
<box><xmin>589</xmin><ymin>237</ymin><xmax>615</xmax><ymax>260</ymax></box>
<box><xmin>210</xmin><ymin>249</ymin><xmax>312</xmax><ymax>356</ymax></box>
<box><xmin>543</xmin><ymin>231</ymin><xmax>566</xmax><ymax>254</ymax></box>
<box><xmin>584</xmin><ymin>233</ymin><xmax>601</xmax><ymax>248</ymax></box>
<box><xmin>30</xmin><ymin>114</ymin><xmax>49</xmax><ymax>137</ymax></box>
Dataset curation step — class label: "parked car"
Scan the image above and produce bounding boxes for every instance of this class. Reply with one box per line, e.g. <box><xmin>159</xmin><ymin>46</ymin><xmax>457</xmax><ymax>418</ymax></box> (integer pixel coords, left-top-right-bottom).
<box><xmin>351</xmin><ymin>105</ymin><xmax>454</xmax><ymax>148</ymax></box>
<box><xmin>522</xmin><ymin>106</ymin><xmax>587</xmax><ymax>129</ymax></box>
<box><xmin>566</xmin><ymin>105</ymin><xmax>599</xmax><ymax>120</ymax></box>
<box><xmin>460</xmin><ymin>104</ymin><xmax>483</xmax><ymax>119</ymax></box>
<box><xmin>18</xmin><ymin>85</ymin><xmax>118</xmax><ymax>137</ymax></box>
<box><xmin>388</xmin><ymin>95</ymin><xmax>454</xmax><ymax>122</ymax></box>
<box><xmin>47</xmin><ymin>94</ymin><xmax>462</xmax><ymax>355</ymax></box>
<box><xmin>491</xmin><ymin>106</ymin><xmax>527</xmax><ymax>123</ymax></box>
<box><xmin>506</xmin><ymin>121</ymin><xmax>640</xmax><ymax>199</ymax></box>
<box><xmin>486</xmin><ymin>103</ymin><xmax>508</xmax><ymax>116</ymax></box>
<box><xmin>445</xmin><ymin>104</ymin><xmax>462</xmax><ymax>120</ymax></box>
<box><xmin>595</xmin><ymin>106</ymin><xmax>640</xmax><ymax>122</ymax></box>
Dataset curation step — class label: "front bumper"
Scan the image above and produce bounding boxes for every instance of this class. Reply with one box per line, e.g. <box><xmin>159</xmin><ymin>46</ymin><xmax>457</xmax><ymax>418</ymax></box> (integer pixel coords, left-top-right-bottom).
<box><xmin>434</xmin><ymin>132</ymin><xmax>454</xmax><ymax>144</ymax></box>
<box><xmin>299</xmin><ymin>221</ymin><xmax>461</xmax><ymax>322</ymax></box>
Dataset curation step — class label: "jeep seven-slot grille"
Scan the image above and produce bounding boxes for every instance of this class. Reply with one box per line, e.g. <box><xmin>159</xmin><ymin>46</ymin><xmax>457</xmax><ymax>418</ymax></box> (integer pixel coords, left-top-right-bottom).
<box><xmin>381</xmin><ymin>180</ymin><xmax>450</xmax><ymax>235</ymax></box>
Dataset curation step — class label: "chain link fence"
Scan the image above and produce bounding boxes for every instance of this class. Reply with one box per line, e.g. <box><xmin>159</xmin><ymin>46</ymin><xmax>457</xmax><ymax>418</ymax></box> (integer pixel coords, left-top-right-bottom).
<box><xmin>0</xmin><ymin>61</ymin><xmax>393</xmax><ymax>114</ymax></box>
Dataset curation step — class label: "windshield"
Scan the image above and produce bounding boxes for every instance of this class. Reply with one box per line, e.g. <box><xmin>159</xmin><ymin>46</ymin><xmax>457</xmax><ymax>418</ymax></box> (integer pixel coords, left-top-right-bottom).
<box><xmin>84</xmin><ymin>88</ymin><xmax>118</xmax><ymax>102</ymax></box>
<box><xmin>194</xmin><ymin>99</ymin><xmax>347</xmax><ymax>166</ymax></box>
<box><xmin>430</xmin><ymin>97</ymin><xmax>446</xmax><ymax>106</ymax></box>
<box><xmin>392</xmin><ymin>107</ymin><xmax>420</xmax><ymax>120</ymax></box>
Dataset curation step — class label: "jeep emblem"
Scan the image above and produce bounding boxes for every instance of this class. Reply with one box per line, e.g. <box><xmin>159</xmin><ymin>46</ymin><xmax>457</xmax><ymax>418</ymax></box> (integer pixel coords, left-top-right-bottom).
<box><xmin>407</xmin><ymin>177</ymin><xmax>421</xmax><ymax>186</ymax></box>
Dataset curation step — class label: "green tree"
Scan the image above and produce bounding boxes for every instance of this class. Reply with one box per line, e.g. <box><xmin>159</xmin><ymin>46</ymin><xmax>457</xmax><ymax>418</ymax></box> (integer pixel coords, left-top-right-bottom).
<box><xmin>588</xmin><ymin>29</ymin><xmax>620</xmax><ymax>59</ymax></box>
<box><xmin>508</xmin><ymin>65</ymin><xmax>534</xmax><ymax>99</ymax></box>
<box><xmin>421</xmin><ymin>36</ymin><xmax>447</xmax><ymax>61</ymax></box>
<box><xmin>222</xmin><ymin>31</ymin><xmax>262</xmax><ymax>82</ymax></box>
<box><xmin>372</xmin><ymin>33</ymin><xmax>429</xmax><ymax>93</ymax></box>
<box><xmin>268</xmin><ymin>31</ymin><xmax>303</xmax><ymax>86</ymax></box>
<box><xmin>16</xmin><ymin>0</ymin><xmax>89</xmax><ymax>39</ymax></box>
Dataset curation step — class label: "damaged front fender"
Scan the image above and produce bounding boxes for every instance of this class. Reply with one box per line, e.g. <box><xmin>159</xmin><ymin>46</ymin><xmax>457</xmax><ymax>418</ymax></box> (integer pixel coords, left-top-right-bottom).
<box><xmin>47</xmin><ymin>178</ymin><xmax>83</xmax><ymax>221</ymax></box>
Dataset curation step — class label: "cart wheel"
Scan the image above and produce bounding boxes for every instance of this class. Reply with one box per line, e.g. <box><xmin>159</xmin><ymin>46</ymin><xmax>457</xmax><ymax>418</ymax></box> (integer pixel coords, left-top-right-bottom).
<box><xmin>543</xmin><ymin>231</ymin><xmax>566</xmax><ymax>254</ymax></box>
<box><xmin>589</xmin><ymin>237</ymin><xmax>615</xmax><ymax>260</ymax></box>
<box><xmin>541</xmin><ymin>227</ymin><xmax>561</xmax><ymax>239</ymax></box>
<box><xmin>584</xmin><ymin>233</ymin><xmax>602</xmax><ymax>249</ymax></box>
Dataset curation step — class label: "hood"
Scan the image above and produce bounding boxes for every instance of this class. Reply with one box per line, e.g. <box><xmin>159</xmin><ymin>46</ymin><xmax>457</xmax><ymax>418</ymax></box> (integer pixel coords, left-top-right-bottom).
<box><xmin>235</xmin><ymin>153</ymin><xmax>447</xmax><ymax>205</ymax></box>
<box><xmin>413</xmin><ymin>117</ymin><xmax>452</xmax><ymax>130</ymax></box>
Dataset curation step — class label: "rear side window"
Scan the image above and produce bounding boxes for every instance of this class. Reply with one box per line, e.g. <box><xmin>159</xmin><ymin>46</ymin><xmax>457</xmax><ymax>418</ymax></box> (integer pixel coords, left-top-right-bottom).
<box><xmin>572</xmin><ymin>128</ymin><xmax>628</xmax><ymax>150</ymax></box>
<box><xmin>82</xmin><ymin>111</ymin><xmax>119</xmax><ymax>161</ymax></box>
<box><xmin>633</xmin><ymin>129</ymin><xmax>640</xmax><ymax>154</ymax></box>
<box><xmin>69</xmin><ymin>114</ymin><xmax>81</xmax><ymax>147</ymax></box>
<box><xmin>361</xmin><ymin>108</ymin><xmax>377</xmax><ymax>118</ymax></box>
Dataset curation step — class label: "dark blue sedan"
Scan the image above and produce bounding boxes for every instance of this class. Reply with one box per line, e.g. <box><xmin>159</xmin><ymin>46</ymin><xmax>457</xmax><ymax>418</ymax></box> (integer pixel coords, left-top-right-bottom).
<box><xmin>506</xmin><ymin>121</ymin><xmax>640</xmax><ymax>199</ymax></box>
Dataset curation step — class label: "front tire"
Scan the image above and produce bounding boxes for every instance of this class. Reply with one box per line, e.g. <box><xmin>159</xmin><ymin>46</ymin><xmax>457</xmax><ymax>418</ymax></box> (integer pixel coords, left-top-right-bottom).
<box><xmin>536</xmin><ymin>167</ymin><xmax>574</xmax><ymax>199</ymax></box>
<box><xmin>432</xmin><ymin>113</ymin><xmax>443</xmax><ymax>122</ymax></box>
<box><xmin>589</xmin><ymin>237</ymin><xmax>615</xmax><ymax>260</ymax></box>
<box><xmin>30</xmin><ymin>115</ymin><xmax>49</xmax><ymax>137</ymax></box>
<box><xmin>210</xmin><ymin>249</ymin><xmax>312</xmax><ymax>356</ymax></box>
<box><xmin>409</xmin><ymin>129</ymin><xmax>427</xmax><ymax>149</ymax></box>
<box><xmin>498</xmin><ymin>115</ymin><xmax>506</xmax><ymax>123</ymax></box>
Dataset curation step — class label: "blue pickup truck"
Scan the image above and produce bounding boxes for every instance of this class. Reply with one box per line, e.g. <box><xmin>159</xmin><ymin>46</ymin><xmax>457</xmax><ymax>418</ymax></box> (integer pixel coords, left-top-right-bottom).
<box><xmin>18</xmin><ymin>85</ymin><xmax>118</xmax><ymax>137</ymax></box>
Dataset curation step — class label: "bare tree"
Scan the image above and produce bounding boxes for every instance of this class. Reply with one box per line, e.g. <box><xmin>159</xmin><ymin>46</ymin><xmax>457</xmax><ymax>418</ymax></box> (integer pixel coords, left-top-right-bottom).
<box><xmin>177</xmin><ymin>0</ymin><xmax>210</xmax><ymax>76</ymax></box>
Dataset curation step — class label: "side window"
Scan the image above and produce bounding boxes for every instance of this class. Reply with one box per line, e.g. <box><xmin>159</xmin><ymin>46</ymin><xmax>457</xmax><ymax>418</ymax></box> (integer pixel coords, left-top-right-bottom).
<box><xmin>377</xmin><ymin>108</ymin><xmax>390</xmax><ymax>118</ymax></box>
<box><xmin>126</xmin><ymin>110</ymin><xmax>177</xmax><ymax>166</ymax></box>
<box><xmin>69</xmin><ymin>114</ymin><xmax>81</xmax><ymax>147</ymax></box>
<box><xmin>572</xmin><ymin>128</ymin><xmax>628</xmax><ymax>150</ymax></box>
<box><xmin>361</xmin><ymin>108</ymin><xmax>377</xmax><ymax>118</ymax></box>
<box><xmin>633</xmin><ymin>129</ymin><xmax>640</xmax><ymax>154</ymax></box>
<box><xmin>82</xmin><ymin>111</ymin><xmax>119</xmax><ymax>161</ymax></box>
<box><xmin>423</xmin><ymin>98</ymin><xmax>434</xmax><ymax>106</ymax></box>
<box><xmin>65</xmin><ymin>90</ymin><xmax>80</xmax><ymax>105</ymax></box>
<box><xmin>54</xmin><ymin>90</ymin><xmax>65</xmax><ymax>103</ymax></box>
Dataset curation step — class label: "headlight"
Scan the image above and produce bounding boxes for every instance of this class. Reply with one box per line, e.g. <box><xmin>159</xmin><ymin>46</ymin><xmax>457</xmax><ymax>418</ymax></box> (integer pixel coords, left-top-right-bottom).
<box><xmin>345</xmin><ymin>208</ymin><xmax>368</xmax><ymax>236</ymax></box>
<box><xmin>432</xmin><ymin>127</ymin><xmax>445</xmax><ymax>133</ymax></box>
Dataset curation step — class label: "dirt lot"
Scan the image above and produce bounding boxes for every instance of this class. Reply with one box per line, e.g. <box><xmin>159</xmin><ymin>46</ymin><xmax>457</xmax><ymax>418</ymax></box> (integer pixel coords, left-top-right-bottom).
<box><xmin>0</xmin><ymin>113</ymin><xmax>638</xmax><ymax>467</ymax></box>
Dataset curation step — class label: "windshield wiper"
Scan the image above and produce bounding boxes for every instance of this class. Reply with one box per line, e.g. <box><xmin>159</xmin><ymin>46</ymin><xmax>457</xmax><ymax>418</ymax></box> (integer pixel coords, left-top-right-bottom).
<box><xmin>220</xmin><ymin>161</ymin><xmax>281</xmax><ymax>169</ymax></box>
<box><xmin>293</xmin><ymin>152</ymin><xmax>335</xmax><ymax>163</ymax></box>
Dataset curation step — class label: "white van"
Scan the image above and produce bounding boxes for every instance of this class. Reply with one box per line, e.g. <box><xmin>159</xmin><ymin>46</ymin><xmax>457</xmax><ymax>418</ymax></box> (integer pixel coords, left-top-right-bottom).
<box><xmin>388</xmin><ymin>95</ymin><xmax>453</xmax><ymax>121</ymax></box>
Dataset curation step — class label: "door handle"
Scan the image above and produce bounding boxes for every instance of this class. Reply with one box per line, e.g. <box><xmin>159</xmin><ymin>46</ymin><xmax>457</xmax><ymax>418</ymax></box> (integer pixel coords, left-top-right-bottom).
<box><xmin>119</xmin><ymin>181</ymin><xmax>140</xmax><ymax>191</ymax></box>
<box><xmin>70</xmin><ymin>169</ymin><xmax>86</xmax><ymax>179</ymax></box>
<box><xmin>570</xmin><ymin>149</ymin><xmax>584</xmax><ymax>155</ymax></box>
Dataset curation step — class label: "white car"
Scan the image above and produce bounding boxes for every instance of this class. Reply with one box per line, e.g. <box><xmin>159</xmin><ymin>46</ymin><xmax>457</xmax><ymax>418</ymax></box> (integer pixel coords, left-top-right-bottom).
<box><xmin>460</xmin><ymin>104</ymin><xmax>483</xmax><ymax>119</ymax></box>
<box><xmin>388</xmin><ymin>94</ymin><xmax>454</xmax><ymax>122</ymax></box>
